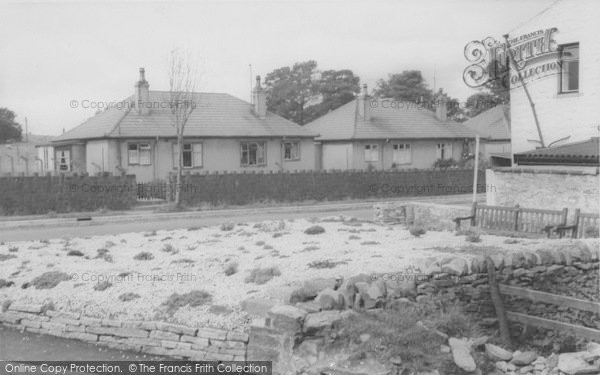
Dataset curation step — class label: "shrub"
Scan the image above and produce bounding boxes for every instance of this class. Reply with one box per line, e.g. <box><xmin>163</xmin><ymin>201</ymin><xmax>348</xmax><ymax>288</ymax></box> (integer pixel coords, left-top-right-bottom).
<box><xmin>133</xmin><ymin>251</ymin><xmax>154</xmax><ymax>261</ymax></box>
<box><xmin>301</xmin><ymin>245</ymin><xmax>320</xmax><ymax>252</ymax></box>
<box><xmin>304</xmin><ymin>225</ymin><xmax>326</xmax><ymax>235</ymax></box>
<box><xmin>584</xmin><ymin>226</ymin><xmax>599</xmax><ymax>238</ymax></box>
<box><xmin>162</xmin><ymin>290</ymin><xmax>212</xmax><ymax>314</ymax></box>
<box><xmin>171</xmin><ymin>258</ymin><xmax>194</xmax><ymax>265</ymax></box>
<box><xmin>161</xmin><ymin>243</ymin><xmax>178</xmax><ymax>254</ymax></box>
<box><xmin>31</xmin><ymin>271</ymin><xmax>70</xmax><ymax>289</ymax></box>
<box><xmin>245</xmin><ymin>267</ymin><xmax>281</xmax><ymax>285</ymax></box>
<box><xmin>348</xmin><ymin>235</ymin><xmax>361</xmax><ymax>240</ymax></box>
<box><xmin>220</xmin><ymin>222</ymin><xmax>235</xmax><ymax>231</ymax></box>
<box><xmin>465</xmin><ymin>232</ymin><xmax>482</xmax><ymax>243</ymax></box>
<box><xmin>143</xmin><ymin>230</ymin><xmax>157</xmax><ymax>237</ymax></box>
<box><xmin>433</xmin><ymin>158</ymin><xmax>458</xmax><ymax>169</ymax></box>
<box><xmin>119</xmin><ymin>292</ymin><xmax>140</xmax><ymax>302</ymax></box>
<box><xmin>360</xmin><ymin>241</ymin><xmax>380</xmax><ymax>245</ymax></box>
<box><xmin>104</xmin><ymin>241</ymin><xmax>116</xmax><ymax>248</ymax></box>
<box><xmin>224</xmin><ymin>261</ymin><xmax>239</xmax><ymax>276</ymax></box>
<box><xmin>8</xmin><ymin>246</ymin><xmax>18</xmax><ymax>253</ymax></box>
<box><xmin>67</xmin><ymin>250</ymin><xmax>84</xmax><ymax>257</ymax></box>
<box><xmin>409</xmin><ymin>227</ymin><xmax>426</xmax><ymax>237</ymax></box>
<box><xmin>255</xmin><ymin>241</ymin><xmax>266</xmax><ymax>246</ymax></box>
<box><xmin>187</xmin><ymin>226</ymin><xmax>202</xmax><ymax>231</ymax></box>
<box><xmin>93</xmin><ymin>281</ymin><xmax>112</xmax><ymax>291</ymax></box>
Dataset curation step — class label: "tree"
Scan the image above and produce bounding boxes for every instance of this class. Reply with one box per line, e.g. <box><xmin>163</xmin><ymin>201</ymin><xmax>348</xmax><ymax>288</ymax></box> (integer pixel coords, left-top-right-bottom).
<box><xmin>464</xmin><ymin>91</ymin><xmax>506</xmax><ymax>118</ymax></box>
<box><xmin>432</xmin><ymin>88</ymin><xmax>465</xmax><ymax>122</ymax></box>
<box><xmin>168</xmin><ymin>48</ymin><xmax>198</xmax><ymax>207</ymax></box>
<box><xmin>264</xmin><ymin>62</ymin><xmax>360</xmax><ymax>125</ymax></box>
<box><xmin>373</xmin><ymin>70</ymin><xmax>433</xmax><ymax>104</ymax></box>
<box><xmin>0</xmin><ymin>108</ymin><xmax>22</xmax><ymax>143</ymax></box>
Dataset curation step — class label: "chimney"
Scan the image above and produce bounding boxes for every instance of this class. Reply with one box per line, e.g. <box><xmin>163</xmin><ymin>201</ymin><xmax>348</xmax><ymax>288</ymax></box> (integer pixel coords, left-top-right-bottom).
<box><xmin>435</xmin><ymin>97</ymin><xmax>447</xmax><ymax>122</ymax></box>
<box><xmin>252</xmin><ymin>75</ymin><xmax>267</xmax><ymax>119</ymax></box>
<box><xmin>134</xmin><ymin>68</ymin><xmax>150</xmax><ymax>115</ymax></box>
<box><xmin>357</xmin><ymin>84</ymin><xmax>370</xmax><ymax>120</ymax></box>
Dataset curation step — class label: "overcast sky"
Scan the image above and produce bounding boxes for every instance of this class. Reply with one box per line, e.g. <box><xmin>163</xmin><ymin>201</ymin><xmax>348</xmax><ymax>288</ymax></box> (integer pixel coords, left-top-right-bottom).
<box><xmin>0</xmin><ymin>0</ymin><xmax>557</xmax><ymax>136</ymax></box>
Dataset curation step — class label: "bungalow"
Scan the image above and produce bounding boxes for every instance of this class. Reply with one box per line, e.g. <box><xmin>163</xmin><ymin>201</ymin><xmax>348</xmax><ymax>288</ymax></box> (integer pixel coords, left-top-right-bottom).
<box><xmin>304</xmin><ymin>85</ymin><xmax>477</xmax><ymax>170</ymax></box>
<box><xmin>46</xmin><ymin>69</ymin><xmax>317</xmax><ymax>182</ymax></box>
<box><xmin>462</xmin><ymin>105</ymin><xmax>511</xmax><ymax>167</ymax></box>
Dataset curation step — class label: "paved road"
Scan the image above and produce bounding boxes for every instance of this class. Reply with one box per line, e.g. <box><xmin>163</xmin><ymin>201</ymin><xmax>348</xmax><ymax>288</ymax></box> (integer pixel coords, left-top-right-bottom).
<box><xmin>0</xmin><ymin>195</ymin><xmax>479</xmax><ymax>242</ymax></box>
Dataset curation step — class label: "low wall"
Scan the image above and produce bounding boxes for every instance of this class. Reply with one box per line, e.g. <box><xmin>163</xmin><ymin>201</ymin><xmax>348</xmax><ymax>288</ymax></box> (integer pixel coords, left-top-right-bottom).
<box><xmin>374</xmin><ymin>201</ymin><xmax>473</xmax><ymax>230</ymax></box>
<box><xmin>0</xmin><ymin>308</ymin><xmax>247</xmax><ymax>361</ymax></box>
<box><xmin>169</xmin><ymin>169</ymin><xmax>486</xmax><ymax>206</ymax></box>
<box><xmin>0</xmin><ymin>174</ymin><xmax>137</xmax><ymax>215</ymax></box>
<box><xmin>486</xmin><ymin>168</ymin><xmax>600</xmax><ymax>216</ymax></box>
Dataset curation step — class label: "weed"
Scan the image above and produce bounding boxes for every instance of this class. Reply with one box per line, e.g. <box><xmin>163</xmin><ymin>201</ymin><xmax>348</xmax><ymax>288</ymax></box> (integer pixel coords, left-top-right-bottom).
<box><xmin>0</xmin><ymin>279</ymin><xmax>15</xmax><ymax>288</ymax></box>
<box><xmin>119</xmin><ymin>292</ymin><xmax>140</xmax><ymax>302</ymax></box>
<box><xmin>67</xmin><ymin>250</ymin><xmax>84</xmax><ymax>257</ymax></box>
<box><xmin>348</xmin><ymin>235</ymin><xmax>361</xmax><ymax>240</ymax></box>
<box><xmin>224</xmin><ymin>261</ymin><xmax>239</xmax><ymax>276</ymax></box>
<box><xmin>30</xmin><ymin>271</ymin><xmax>70</xmax><ymax>289</ymax></box>
<box><xmin>161</xmin><ymin>243</ymin><xmax>178</xmax><ymax>254</ymax></box>
<box><xmin>255</xmin><ymin>241</ymin><xmax>266</xmax><ymax>246</ymax></box>
<box><xmin>2</xmin><ymin>300</ymin><xmax>13</xmax><ymax>312</ymax></box>
<box><xmin>301</xmin><ymin>245</ymin><xmax>320</xmax><ymax>252</ymax></box>
<box><xmin>133</xmin><ymin>252</ymin><xmax>154</xmax><ymax>261</ymax></box>
<box><xmin>360</xmin><ymin>241</ymin><xmax>380</xmax><ymax>245</ymax></box>
<box><xmin>93</xmin><ymin>281</ymin><xmax>112</xmax><ymax>291</ymax></box>
<box><xmin>584</xmin><ymin>226</ymin><xmax>599</xmax><ymax>238</ymax></box>
<box><xmin>8</xmin><ymin>246</ymin><xmax>18</xmax><ymax>253</ymax></box>
<box><xmin>104</xmin><ymin>241</ymin><xmax>117</xmax><ymax>248</ymax></box>
<box><xmin>304</xmin><ymin>225</ymin><xmax>326</xmax><ymax>235</ymax></box>
<box><xmin>245</xmin><ymin>267</ymin><xmax>281</xmax><ymax>285</ymax></box>
<box><xmin>307</xmin><ymin>259</ymin><xmax>346</xmax><ymax>269</ymax></box>
<box><xmin>263</xmin><ymin>245</ymin><xmax>273</xmax><ymax>250</ymax></box>
<box><xmin>171</xmin><ymin>258</ymin><xmax>194</xmax><ymax>265</ymax></box>
<box><xmin>409</xmin><ymin>227</ymin><xmax>426</xmax><ymax>237</ymax></box>
<box><xmin>144</xmin><ymin>230</ymin><xmax>157</xmax><ymax>237</ymax></box>
<box><xmin>162</xmin><ymin>290</ymin><xmax>212</xmax><ymax>314</ymax></box>
<box><xmin>220</xmin><ymin>222</ymin><xmax>235</xmax><ymax>231</ymax></box>
<box><xmin>187</xmin><ymin>226</ymin><xmax>202</xmax><ymax>231</ymax></box>
<box><xmin>0</xmin><ymin>254</ymin><xmax>17</xmax><ymax>261</ymax></box>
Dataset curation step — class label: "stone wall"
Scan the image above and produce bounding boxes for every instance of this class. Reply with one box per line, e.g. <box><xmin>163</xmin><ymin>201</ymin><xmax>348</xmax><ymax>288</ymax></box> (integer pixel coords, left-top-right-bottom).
<box><xmin>486</xmin><ymin>168</ymin><xmax>600</xmax><ymax>216</ymax></box>
<box><xmin>0</xmin><ymin>307</ymin><xmax>248</xmax><ymax>361</ymax></box>
<box><xmin>374</xmin><ymin>201</ymin><xmax>473</xmax><ymax>230</ymax></box>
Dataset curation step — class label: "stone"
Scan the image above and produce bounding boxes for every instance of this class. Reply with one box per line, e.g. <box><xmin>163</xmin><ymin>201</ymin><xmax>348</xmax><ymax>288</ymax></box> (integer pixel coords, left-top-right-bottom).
<box><xmin>149</xmin><ymin>330</ymin><xmax>179</xmax><ymax>341</ymax></box>
<box><xmin>267</xmin><ymin>305</ymin><xmax>307</xmax><ymax>332</ymax></box>
<box><xmin>315</xmin><ymin>288</ymin><xmax>345</xmax><ymax>310</ymax></box>
<box><xmin>495</xmin><ymin>361</ymin><xmax>508</xmax><ymax>372</ymax></box>
<box><xmin>295</xmin><ymin>301</ymin><xmax>321</xmax><ymax>313</ymax></box>
<box><xmin>586</xmin><ymin>342</ymin><xmax>600</xmax><ymax>357</ymax></box>
<box><xmin>226</xmin><ymin>331</ymin><xmax>249</xmax><ymax>343</ymax></box>
<box><xmin>512</xmin><ymin>351</ymin><xmax>538</xmax><ymax>366</ymax></box>
<box><xmin>8</xmin><ymin>304</ymin><xmax>44</xmax><ymax>314</ymax></box>
<box><xmin>441</xmin><ymin>258</ymin><xmax>468</xmax><ymax>276</ymax></box>
<box><xmin>486</xmin><ymin>344</ymin><xmax>513</xmax><ymax>361</ymax></box>
<box><xmin>241</xmin><ymin>298</ymin><xmax>280</xmax><ymax>317</ymax></box>
<box><xmin>359</xmin><ymin>333</ymin><xmax>371</xmax><ymax>343</ymax></box>
<box><xmin>302</xmin><ymin>311</ymin><xmax>342</xmax><ymax>336</ymax></box>
<box><xmin>469</xmin><ymin>335</ymin><xmax>489</xmax><ymax>350</ymax></box>
<box><xmin>557</xmin><ymin>352</ymin><xmax>600</xmax><ymax>375</ymax></box>
<box><xmin>440</xmin><ymin>345</ymin><xmax>451</xmax><ymax>353</ymax></box>
<box><xmin>449</xmin><ymin>337</ymin><xmax>477</xmax><ymax>372</ymax></box>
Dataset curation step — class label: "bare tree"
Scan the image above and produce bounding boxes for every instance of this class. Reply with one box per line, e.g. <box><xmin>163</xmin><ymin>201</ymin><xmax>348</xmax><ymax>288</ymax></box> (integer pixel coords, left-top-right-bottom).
<box><xmin>168</xmin><ymin>48</ymin><xmax>198</xmax><ymax>207</ymax></box>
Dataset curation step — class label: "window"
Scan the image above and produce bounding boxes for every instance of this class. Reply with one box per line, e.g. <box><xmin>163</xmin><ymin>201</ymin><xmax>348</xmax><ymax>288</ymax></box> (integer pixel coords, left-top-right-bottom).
<box><xmin>241</xmin><ymin>141</ymin><xmax>266</xmax><ymax>166</ymax></box>
<box><xmin>128</xmin><ymin>143</ymin><xmax>151</xmax><ymax>165</ymax></box>
<box><xmin>173</xmin><ymin>143</ymin><xmax>202</xmax><ymax>168</ymax></box>
<box><xmin>392</xmin><ymin>144</ymin><xmax>412</xmax><ymax>164</ymax></box>
<box><xmin>283</xmin><ymin>141</ymin><xmax>300</xmax><ymax>161</ymax></box>
<box><xmin>364</xmin><ymin>144</ymin><xmax>379</xmax><ymax>162</ymax></box>
<box><xmin>57</xmin><ymin>150</ymin><xmax>70</xmax><ymax>171</ymax></box>
<box><xmin>436</xmin><ymin>143</ymin><xmax>453</xmax><ymax>160</ymax></box>
<box><xmin>559</xmin><ymin>44</ymin><xmax>579</xmax><ymax>93</ymax></box>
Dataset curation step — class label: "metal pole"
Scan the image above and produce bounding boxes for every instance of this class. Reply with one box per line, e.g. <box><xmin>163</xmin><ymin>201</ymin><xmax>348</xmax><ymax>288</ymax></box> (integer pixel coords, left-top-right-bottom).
<box><xmin>472</xmin><ymin>135</ymin><xmax>480</xmax><ymax>203</ymax></box>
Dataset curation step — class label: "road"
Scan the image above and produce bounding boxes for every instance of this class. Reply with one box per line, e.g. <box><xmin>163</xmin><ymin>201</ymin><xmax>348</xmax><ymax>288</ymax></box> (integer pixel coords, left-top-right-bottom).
<box><xmin>0</xmin><ymin>195</ymin><xmax>479</xmax><ymax>242</ymax></box>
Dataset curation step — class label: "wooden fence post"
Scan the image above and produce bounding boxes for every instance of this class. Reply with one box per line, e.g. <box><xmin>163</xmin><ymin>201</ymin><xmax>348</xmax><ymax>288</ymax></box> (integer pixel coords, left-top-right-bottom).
<box><xmin>514</xmin><ymin>204</ymin><xmax>520</xmax><ymax>232</ymax></box>
<box><xmin>470</xmin><ymin>201</ymin><xmax>477</xmax><ymax>227</ymax></box>
<box><xmin>572</xmin><ymin>209</ymin><xmax>581</xmax><ymax>239</ymax></box>
<box><xmin>561</xmin><ymin>207</ymin><xmax>568</xmax><ymax>226</ymax></box>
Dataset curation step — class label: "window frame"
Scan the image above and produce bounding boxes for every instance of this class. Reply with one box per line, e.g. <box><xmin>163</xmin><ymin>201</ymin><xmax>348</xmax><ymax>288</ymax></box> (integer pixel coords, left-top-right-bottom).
<box><xmin>240</xmin><ymin>141</ymin><xmax>267</xmax><ymax>167</ymax></box>
<box><xmin>364</xmin><ymin>144</ymin><xmax>379</xmax><ymax>162</ymax></box>
<box><xmin>392</xmin><ymin>143</ymin><xmax>412</xmax><ymax>165</ymax></box>
<box><xmin>558</xmin><ymin>43</ymin><xmax>579</xmax><ymax>94</ymax></box>
<box><xmin>436</xmin><ymin>143</ymin><xmax>453</xmax><ymax>160</ymax></box>
<box><xmin>56</xmin><ymin>149</ymin><xmax>71</xmax><ymax>171</ymax></box>
<box><xmin>173</xmin><ymin>142</ymin><xmax>203</xmax><ymax>169</ymax></box>
<box><xmin>283</xmin><ymin>141</ymin><xmax>301</xmax><ymax>161</ymax></box>
<box><xmin>128</xmin><ymin>142</ymin><xmax>152</xmax><ymax>166</ymax></box>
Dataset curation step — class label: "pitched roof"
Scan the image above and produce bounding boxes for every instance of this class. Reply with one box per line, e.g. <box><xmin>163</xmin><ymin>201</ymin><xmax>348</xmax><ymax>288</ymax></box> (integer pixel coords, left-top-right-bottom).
<box><xmin>462</xmin><ymin>105</ymin><xmax>510</xmax><ymax>140</ymax></box>
<box><xmin>54</xmin><ymin>91</ymin><xmax>315</xmax><ymax>142</ymax></box>
<box><xmin>514</xmin><ymin>137</ymin><xmax>599</xmax><ymax>166</ymax></box>
<box><xmin>304</xmin><ymin>97</ymin><xmax>477</xmax><ymax>141</ymax></box>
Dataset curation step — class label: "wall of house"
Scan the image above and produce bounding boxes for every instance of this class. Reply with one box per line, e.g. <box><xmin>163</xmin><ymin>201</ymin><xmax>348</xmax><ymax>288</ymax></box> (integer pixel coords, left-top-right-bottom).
<box><xmin>509</xmin><ymin>0</ymin><xmax>600</xmax><ymax>155</ymax></box>
<box><xmin>486</xmin><ymin>168</ymin><xmax>600</xmax><ymax>215</ymax></box>
<box><xmin>120</xmin><ymin>138</ymin><xmax>316</xmax><ymax>183</ymax></box>
<box><xmin>36</xmin><ymin>146</ymin><xmax>55</xmax><ymax>173</ymax></box>
<box><xmin>86</xmin><ymin>140</ymin><xmax>119</xmax><ymax>175</ymax></box>
<box><xmin>346</xmin><ymin>139</ymin><xmax>466</xmax><ymax>171</ymax></box>
<box><xmin>321</xmin><ymin>143</ymin><xmax>354</xmax><ymax>170</ymax></box>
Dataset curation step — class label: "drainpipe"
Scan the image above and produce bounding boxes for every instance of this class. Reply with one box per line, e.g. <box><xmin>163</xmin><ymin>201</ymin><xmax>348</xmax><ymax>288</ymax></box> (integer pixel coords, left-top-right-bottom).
<box><xmin>154</xmin><ymin>136</ymin><xmax>159</xmax><ymax>181</ymax></box>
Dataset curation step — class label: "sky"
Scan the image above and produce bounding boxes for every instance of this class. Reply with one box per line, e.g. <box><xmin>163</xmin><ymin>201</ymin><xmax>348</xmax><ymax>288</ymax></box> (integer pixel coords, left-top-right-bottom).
<box><xmin>0</xmin><ymin>0</ymin><xmax>557</xmax><ymax>136</ymax></box>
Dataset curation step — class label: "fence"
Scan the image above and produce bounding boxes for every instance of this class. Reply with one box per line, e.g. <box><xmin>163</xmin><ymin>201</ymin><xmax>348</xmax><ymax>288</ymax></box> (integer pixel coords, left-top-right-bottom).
<box><xmin>137</xmin><ymin>180</ymin><xmax>167</xmax><ymax>201</ymax></box>
<box><xmin>0</xmin><ymin>174</ymin><xmax>137</xmax><ymax>215</ymax></box>
<box><xmin>456</xmin><ymin>202</ymin><xmax>599</xmax><ymax>238</ymax></box>
<box><xmin>167</xmin><ymin>168</ymin><xmax>486</xmax><ymax>205</ymax></box>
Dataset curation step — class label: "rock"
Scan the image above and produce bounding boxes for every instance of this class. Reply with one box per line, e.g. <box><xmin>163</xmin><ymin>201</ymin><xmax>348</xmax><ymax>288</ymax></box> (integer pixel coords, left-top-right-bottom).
<box><xmin>267</xmin><ymin>305</ymin><xmax>307</xmax><ymax>332</ymax></box>
<box><xmin>295</xmin><ymin>301</ymin><xmax>321</xmax><ymax>313</ymax></box>
<box><xmin>241</xmin><ymin>298</ymin><xmax>280</xmax><ymax>317</ymax></box>
<box><xmin>359</xmin><ymin>333</ymin><xmax>370</xmax><ymax>343</ymax></box>
<box><xmin>441</xmin><ymin>258</ymin><xmax>468</xmax><ymax>276</ymax></box>
<box><xmin>315</xmin><ymin>288</ymin><xmax>345</xmax><ymax>310</ymax></box>
<box><xmin>302</xmin><ymin>311</ymin><xmax>342</xmax><ymax>336</ymax></box>
<box><xmin>546</xmin><ymin>353</ymin><xmax>559</xmax><ymax>369</ymax></box>
<box><xmin>486</xmin><ymin>344</ymin><xmax>513</xmax><ymax>361</ymax></box>
<box><xmin>469</xmin><ymin>335</ymin><xmax>489</xmax><ymax>350</ymax></box>
<box><xmin>587</xmin><ymin>342</ymin><xmax>600</xmax><ymax>357</ymax></box>
<box><xmin>512</xmin><ymin>351</ymin><xmax>538</xmax><ymax>366</ymax></box>
<box><xmin>557</xmin><ymin>352</ymin><xmax>600</xmax><ymax>375</ymax></box>
<box><xmin>449</xmin><ymin>337</ymin><xmax>477</xmax><ymax>372</ymax></box>
<box><xmin>440</xmin><ymin>345</ymin><xmax>451</xmax><ymax>353</ymax></box>
<box><xmin>495</xmin><ymin>361</ymin><xmax>508</xmax><ymax>372</ymax></box>
<box><xmin>338</xmin><ymin>273</ymin><xmax>371</xmax><ymax>309</ymax></box>
<box><xmin>354</xmin><ymin>282</ymin><xmax>373</xmax><ymax>309</ymax></box>
<box><xmin>518</xmin><ymin>365</ymin><xmax>533</xmax><ymax>374</ymax></box>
